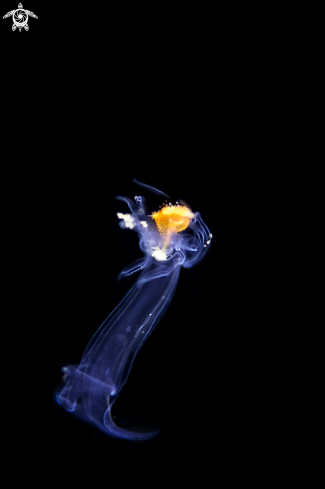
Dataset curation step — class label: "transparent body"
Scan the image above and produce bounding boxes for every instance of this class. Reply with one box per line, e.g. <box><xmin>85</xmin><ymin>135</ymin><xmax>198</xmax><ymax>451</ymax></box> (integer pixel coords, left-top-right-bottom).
<box><xmin>56</xmin><ymin>184</ymin><xmax>212</xmax><ymax>440</ymax></box>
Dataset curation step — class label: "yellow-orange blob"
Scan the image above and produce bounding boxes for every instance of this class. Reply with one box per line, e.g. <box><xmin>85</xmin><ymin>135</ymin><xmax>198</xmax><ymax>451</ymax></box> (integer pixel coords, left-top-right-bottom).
<box><xmin>152</xmin><ymin>205</ymin><xmax>194</xmax><ymax>236</ymax></box>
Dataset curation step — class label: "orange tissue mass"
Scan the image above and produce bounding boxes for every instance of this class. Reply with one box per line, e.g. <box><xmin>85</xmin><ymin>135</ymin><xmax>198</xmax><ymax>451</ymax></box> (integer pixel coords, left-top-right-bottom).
<box><xmin>151</xmin><ymin>205</ymin><xmax>194</xmax><ymax>235</ymax></box>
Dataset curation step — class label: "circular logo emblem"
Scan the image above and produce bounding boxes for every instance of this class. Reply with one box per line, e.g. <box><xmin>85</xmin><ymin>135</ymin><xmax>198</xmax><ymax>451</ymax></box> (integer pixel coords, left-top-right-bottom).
<box><xmin>13</xmin><ymin>8</ymin><xmax>28</xmax><ymax>28</ymax></box>
<box><xmin>3</xmin><ymin>4</ymin><xmax>38</xmax><ymax>32</ymax></box>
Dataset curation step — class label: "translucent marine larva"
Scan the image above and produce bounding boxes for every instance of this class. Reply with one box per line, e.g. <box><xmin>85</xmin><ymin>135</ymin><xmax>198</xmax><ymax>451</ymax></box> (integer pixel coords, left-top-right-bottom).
<box><xmin>56</xmin><ymin>181</ymin><xmax>212</xmax><ymax>440</ymax></box>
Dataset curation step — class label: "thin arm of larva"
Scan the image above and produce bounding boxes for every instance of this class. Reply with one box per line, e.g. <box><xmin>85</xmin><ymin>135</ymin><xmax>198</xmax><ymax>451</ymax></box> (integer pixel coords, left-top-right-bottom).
<box><xmin>132</xmin><ymin>178</ymin><xmax>170</xmax><ymax>199</ymax></box>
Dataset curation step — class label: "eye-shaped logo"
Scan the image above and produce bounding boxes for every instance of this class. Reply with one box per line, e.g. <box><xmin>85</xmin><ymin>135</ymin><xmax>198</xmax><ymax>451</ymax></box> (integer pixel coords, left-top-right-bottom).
<box><xmin>3</xmin><ymin>3</ymin><xmax>38</xmax><ymax>32</ymax></box>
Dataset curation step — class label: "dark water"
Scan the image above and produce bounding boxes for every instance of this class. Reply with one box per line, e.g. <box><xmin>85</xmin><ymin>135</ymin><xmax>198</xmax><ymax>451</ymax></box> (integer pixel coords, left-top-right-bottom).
<box><xmin>2</xmin><ymin>2</ymin><xmax>317</xmax><ymax>484</ymax></box>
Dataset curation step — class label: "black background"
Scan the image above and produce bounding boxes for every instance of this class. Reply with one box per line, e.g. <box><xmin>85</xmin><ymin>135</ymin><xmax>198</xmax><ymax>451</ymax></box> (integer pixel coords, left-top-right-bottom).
<box><xmin>1</xmin><ymin>2</ymin><xmax>320</xmax><ymax>484</ymax></box>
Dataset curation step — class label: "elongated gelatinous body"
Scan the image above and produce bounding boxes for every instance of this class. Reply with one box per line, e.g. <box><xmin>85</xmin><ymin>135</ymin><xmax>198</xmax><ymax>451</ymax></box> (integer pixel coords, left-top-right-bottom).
<box><xmin>56</xmin><ymin>183</ymin><xmax>212</xmax><ymax>440</ymax></box>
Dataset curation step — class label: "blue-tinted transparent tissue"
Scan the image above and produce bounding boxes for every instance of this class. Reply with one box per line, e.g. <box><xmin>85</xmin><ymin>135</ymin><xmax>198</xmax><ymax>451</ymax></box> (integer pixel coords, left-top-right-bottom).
<box><xmin>56</xmin><ymin>182</ymin><xmax>212</xmax><ymax>440</ymax></box>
